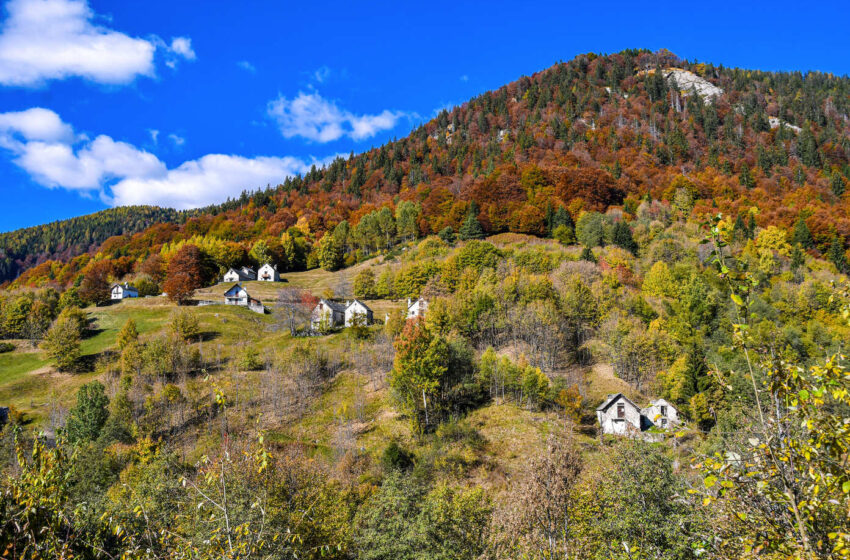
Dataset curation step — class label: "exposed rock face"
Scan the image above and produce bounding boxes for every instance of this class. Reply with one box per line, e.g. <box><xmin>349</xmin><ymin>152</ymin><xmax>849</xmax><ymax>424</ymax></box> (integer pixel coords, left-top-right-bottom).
<box><xmin>768</xmin><ymin>116</ymin><xmax>802</xmax><ymax>133</ymax></box>
<box><xmin>663</xmin><ymin>68</ymin><xmax>723</xmax><ymax>101</ymax></box>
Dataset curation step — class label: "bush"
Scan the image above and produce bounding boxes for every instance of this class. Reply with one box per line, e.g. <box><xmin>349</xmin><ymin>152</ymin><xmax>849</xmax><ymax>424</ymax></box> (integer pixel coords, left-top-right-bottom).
<box><xmin>381</xmin><ymin>441</ymin><xmax>414</xmax><ymax>471</ymax></box>
<box><xmin>0</xmin><ymin>342</ymin><xmax>13</xmax><ymax>353</ymax></box>
<box><xmin>237</xmin><ymin>345</ymin><xmax>264</xmax><ymax>370</ymax></box>
<box><xmin>170</xmin><ymin>309</ymin><xmax>200</xmax><ymax>341</ymax></box>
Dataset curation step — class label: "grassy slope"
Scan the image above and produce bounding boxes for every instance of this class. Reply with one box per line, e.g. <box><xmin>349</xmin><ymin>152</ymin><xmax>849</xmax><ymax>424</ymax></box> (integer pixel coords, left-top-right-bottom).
<box><xmin>0</xmin><ymin>243</ymin><xmax>637</xmax><ymax>476</ymax></box>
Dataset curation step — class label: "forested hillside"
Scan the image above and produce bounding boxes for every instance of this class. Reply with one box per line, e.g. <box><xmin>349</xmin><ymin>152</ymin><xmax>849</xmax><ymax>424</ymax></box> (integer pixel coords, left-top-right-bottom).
<box><xmin>1</xmin><ymin>49</ymin><xmax>849</xmax><ymax>559</ymax></box>
<box><xmin>0</xmin><ymin>206</ymin><xmax>182</xmax><ymax>283</ymax></box>
<box><xmin>5</xmin><ymin>48</ymin><xmax>850</xmax><ymax>290</ymax></box>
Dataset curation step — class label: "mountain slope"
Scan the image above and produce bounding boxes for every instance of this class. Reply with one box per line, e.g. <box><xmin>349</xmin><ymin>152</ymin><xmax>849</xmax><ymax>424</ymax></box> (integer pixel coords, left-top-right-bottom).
<box><xmin>7</xmin><ymin>48</ymin><xmax>850</xmax><ymax>288</ymax></box>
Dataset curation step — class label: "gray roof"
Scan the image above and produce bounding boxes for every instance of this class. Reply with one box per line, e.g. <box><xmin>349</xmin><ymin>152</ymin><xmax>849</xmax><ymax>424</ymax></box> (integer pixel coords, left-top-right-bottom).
<box><xmin>318</xmin><ymin>299</ymin><xmax>347</xmax><ymax>312</ymax></box>
<box><xmin>347</xmin><ymin>299</ymin><xmax>373</xmax><ymax>313</ymax></box>
<box><xmin>596</xmin><ymin>393</ymin><xmax>641</xmax><ymax>413</ymax></box>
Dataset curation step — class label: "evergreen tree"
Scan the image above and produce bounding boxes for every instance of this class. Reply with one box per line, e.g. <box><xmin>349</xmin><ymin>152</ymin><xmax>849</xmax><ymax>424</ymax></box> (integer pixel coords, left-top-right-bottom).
<box><xmin>739</xmin><ymin>163</ymin><xmax>755</xmax><ymax>189</ymax></box>
<box><xmin>579</xmin><ymin>246</ymin><xmax>597</xmax><ymax>263</ymax></box>
<box><xmin>116</xmin><ymin>318</ymin><xmax>138</xmax><ymax>351</ymax></box>
<box><xmin>732</xmin><ymin>214</ymin><xmax>747</xmax><ymax>241</ymax></box>
<box><xmin>612</xmin><ymin>221</ymin><xmax>638</xmax><ymax>255</ymax></box>
<box><xmin>747</xmin><ymin>214</ymin><xmax>757</xmax><ymax>240</ymax></box>
<box><xmin>828</xmin><ymin>235</ymin><xmax>848</xmax><ymax>274</ymax></box>
<box><xmin>458</xmin><ymin>202</ymin><xmax>484</xmax><ymax>241</ymax></box>
<box><xmin>791</xmin><ymin>215</ymin><xmax>815</xmax><ymax>249</ymax></box>
<box><xmin>832</xmin><ymin>172</ymin><xmax>846</xmax><ymax>196</ymax></box>
<box><xmin>790</xmin><ymin>243</ymin><xmax>805</xmax><ymax>275</ymax></box>
<box><xmin>66</xmin><ymin>381</ymin><xmax>110</xmax><ymax>444</ymax></box>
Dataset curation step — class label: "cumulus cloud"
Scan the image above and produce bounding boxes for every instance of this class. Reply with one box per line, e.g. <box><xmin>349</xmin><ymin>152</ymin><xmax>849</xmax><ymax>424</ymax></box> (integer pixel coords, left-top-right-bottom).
<box><xmin>0</xmin><ymin>107</ymin><xmax>318</xmax><ymax>209</ymax></box>
<box><xmin>267</xmin><ymin>91</ymin><xmax>409</xmax><ymax>143</ymax></box>
<box><xmin>0</xmin><ymin>0</ymin><xmax>194</xmax><ymax>86</ymax></box>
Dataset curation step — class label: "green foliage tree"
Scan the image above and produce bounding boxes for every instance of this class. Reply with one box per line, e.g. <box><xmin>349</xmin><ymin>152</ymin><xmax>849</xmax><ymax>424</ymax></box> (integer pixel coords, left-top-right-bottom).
<box><xmin>612</xmin><ymin>220</ymin><xmax>638</xmax><ymax>254</ymax></box>
<box><xmin>169</xmin><ymin>308</ymin><xmax>200</xmax><ymax>341</ymax></box>
<box><xmin>458</xmin><ymin>202</ymin><xmax>484</xmax><ymax>241</ymax></box>
<box><xmin>828</xmin><ymin>235</ymin><xmax>848</xmax><ymax>274</ymax></box>
<box><xmin>353</xmin><ymin>268</ymin><xmax>378</xmax><ymax>299</ymax></box>
<box><xmin>116</xmin><ymin>318</ymin><xmax>138</xmax><ymax>350</ymax></box>
<box><xmin>41</xmin><ymin>315</ymin><xmax>82</xmax><ymax>371</ymax></box>
<box><xmin>575</xmin><ymin>212</ymin><xmax>606</xmax><ymax>247</ymax></box>
<box><xmin>66</xmin><ymin>381</ymin><xmax>110</xmax><ymax>443</ymax></box>
<box><xmin>791</xmin><ymin>215</ymin><xmax>815</xmax><ymax>248</ymax></box>
<box><xmin>318</xmin><ymin>232</ymin><xmax>344</xmax><ymax>271</ymax></box>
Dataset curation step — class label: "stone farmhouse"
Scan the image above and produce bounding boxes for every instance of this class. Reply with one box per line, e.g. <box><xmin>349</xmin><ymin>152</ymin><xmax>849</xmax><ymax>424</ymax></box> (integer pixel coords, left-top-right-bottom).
<box><xmin>596</xmin><ymin>393</ymin><xmax>679</xmax><ymax>436</ymax></box>
<box><xmin>111</xmin><ymin>283</ymin><xmax>138</xmax><ymax>300</ymax></box>
<box><xmin>345</xmin><ymin>299</ymin><xmax>373</xmax><ymax>326</ymax></box>
<box><xmin>311</xmin><ymin>299</ymin><xmax>374</xmax><ymax>330</ymax></box>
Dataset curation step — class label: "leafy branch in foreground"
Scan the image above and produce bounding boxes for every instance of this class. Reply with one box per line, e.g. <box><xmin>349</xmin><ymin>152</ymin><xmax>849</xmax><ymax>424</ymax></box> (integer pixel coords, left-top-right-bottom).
<box><xmin>696</xmin><ymin>214</ymin><xmax>850</xmax><ymax>559</ymax></box>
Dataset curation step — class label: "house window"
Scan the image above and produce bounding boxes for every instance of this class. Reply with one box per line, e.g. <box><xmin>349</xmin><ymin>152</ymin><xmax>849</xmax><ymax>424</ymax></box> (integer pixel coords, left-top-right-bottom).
<box><xmin>660</xmin><ymin>405</ymin><xmax>668</xmax><ymax>417</ymax></box>
<box><xmin>617</xmin><ymin>403</ymin><xmax>625</xmax><ymax>419</ymax></box>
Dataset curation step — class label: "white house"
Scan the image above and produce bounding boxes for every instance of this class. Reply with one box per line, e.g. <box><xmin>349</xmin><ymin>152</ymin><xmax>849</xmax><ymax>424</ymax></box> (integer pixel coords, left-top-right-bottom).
<box><xmin>223</xmin><ymin>283</ymin><xmax>265</xmax><ymax>314</ymax></box>
<box><xmin>345</xmin><ymin>299</ymin><xmax>373</xmax><ymax>327</ymax></box>
<box><xmin>257</xmin><ymin>263</ymin><xmax>280</xmax><ymax>282</ymax></box>
<box><xmin>597</xmin><ymin>394</ymin><xmax>681</xmax><ymax>436</ymax></box>
<box><xmin>596</xmin><ymin>393</ymin><xmax>644</xmax><ymax>436</ymax></box>
<box><xmin>311</xmin><ymin>299</ymin><xmax>346</xmax><ymax>330</ymax></box>
<box><xmin>406</xmin><ymin>297</ymin><xmax>428</xmax><ymax>319</ymax></box>
<box><xmin>111</xmin><ymin>283</ymin><xmax>138</xmax><ymax>300</ymax></box>
<box><xmin>223</xmin><ymin>266</ymin><xmax>257</xmax><ymax>283</ymax></box>
<box><xmin>641</xmin><ymin>398</ymin><xmax>680</xmax><ymax>430</ymax></box>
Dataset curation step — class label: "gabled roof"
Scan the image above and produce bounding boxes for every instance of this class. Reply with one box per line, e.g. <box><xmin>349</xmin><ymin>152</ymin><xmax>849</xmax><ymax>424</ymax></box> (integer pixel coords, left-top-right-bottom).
<box><xmin>111</xmin><ymin>282</ymin><xmax>137</xmax><ymax>292</ymax></box>
<box><xmin>596</xmin><ymin>393</ymin><xmax>641</xmax><ymax>413</ymax></box>
<box><xmin>407</xmin><ymin>297</ymin><xmax>425</xmax><ymax>310</ymax></box>
<box><xmin>347</xmin><ymin>299</ymin><xmax>372</xmax><ymax>313</ymax></box>
<box><xmin>317</xmin><ymin>299</ymin><xmax>346</xmax><ymax>312</ymax></box>
<box><xmin>224</xmin><ymin>283</ymin><xmax>248</xmax><ymax>297</ymax></box>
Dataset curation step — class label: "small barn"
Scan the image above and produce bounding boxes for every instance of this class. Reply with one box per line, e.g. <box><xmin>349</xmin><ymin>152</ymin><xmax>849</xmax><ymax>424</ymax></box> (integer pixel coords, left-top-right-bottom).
<box><xmin>257</xmin><ymin>263</ymin><xmax>280</xmax><ymax>282</ymax></box>
<box><xmin>406</xmin><ymin>297</ymin><xmax>428</xmax><ymax>319</ymax></box>
<box><xmin>641</xmin><ymin>398</ymin><xmax>680</xmax><ymax>429</ymax></box>
<box><xmin>223</xmin><ymin>266</ymin><xmax>257</xmax><ymax>283</ymax></box>
<box><xmin>223</xmin><ymin>283</ymin><xmax>264</xmax><ymax>314</ymax></box>
<box><xmin>111</xmin><ymin>283</ymin><xmax>138</xmax><ymax>300</ymax></box>
<box><xmin>596</xmin><ymin>393</ymin><xmax>644</xmax><ymax>436</ymax></box>
<box><xmin>311</xmin><ymin>299</ymin><xmax>346</xmax><ymax>330</ymax></box>
<box><xmin>345</xmin><ymin>299</ymin><xmax>373</xmax><ymax>326</ymax></box>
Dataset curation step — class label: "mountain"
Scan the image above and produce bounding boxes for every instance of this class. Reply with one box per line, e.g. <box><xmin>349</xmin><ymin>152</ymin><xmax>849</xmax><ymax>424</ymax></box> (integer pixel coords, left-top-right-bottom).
<box><xmin>5</xmin><ymin>48</ymin><xmax>850</xmax><ymax>288</ymax></box>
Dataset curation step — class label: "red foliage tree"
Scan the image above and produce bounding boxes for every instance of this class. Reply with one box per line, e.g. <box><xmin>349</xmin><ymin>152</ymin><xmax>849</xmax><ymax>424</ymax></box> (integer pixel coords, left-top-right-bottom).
<box><xmin>163</xmin><ymin>244</ymin><xmax>204</xmax><ymax>304</ymax></box>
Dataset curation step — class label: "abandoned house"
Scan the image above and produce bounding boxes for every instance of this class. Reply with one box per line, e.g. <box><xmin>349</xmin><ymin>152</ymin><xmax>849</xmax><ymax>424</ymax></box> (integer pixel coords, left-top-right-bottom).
<box><xmin>345</xmin><ymin>299</ymin><xmax>373</xmax><ymax>326</ymax></box>
<box><xmin>596</xmin><ymin>393</ymin><xmax>680</xmax><ymax>436</ymax></box>
<box><xmin>406</xmin><ymin>297</ymin><xmax>428</xmax><ymax>319</ymax></box>
<box><xmin>257</xmin><ymin>263</ymin><xmax>280</xmax><ymax>282</ymax></box>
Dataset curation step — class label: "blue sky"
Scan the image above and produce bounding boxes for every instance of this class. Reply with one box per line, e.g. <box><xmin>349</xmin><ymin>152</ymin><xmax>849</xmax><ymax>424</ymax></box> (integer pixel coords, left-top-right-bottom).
<box><xmin>0</xmin><ymin>0</ymin><xmax>848</xmax><ymax>232</ymax></box>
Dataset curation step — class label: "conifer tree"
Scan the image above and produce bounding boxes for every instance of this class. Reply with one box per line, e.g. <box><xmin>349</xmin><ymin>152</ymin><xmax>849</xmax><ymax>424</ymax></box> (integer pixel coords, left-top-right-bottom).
<box><xmin>831</xmin><ymin>172</ymin><xmax>846</xmax><ymax>197</ymax></box>
<box><xmin>612</xmin><ymin>221</ymin><xmax>638</xmax><ymax>255</ymax></box>
<box><xmin>791</xmin><ymin>215</ymin><xmax>815</xmax><ymax>249</ymax></box>
<box><xmin>828</xmin><ymin>235</ymin><xmax>848</xmax><ymax>274</ymax></box>
<box><xmin>459</xmin><ymin>202</ymin><xmax>484</xmax><ymax>241</ymax></box>
<box><xmin>739</xmin><ymin>163</ymin><xmax>755</xmax><ymax>189</ymax></box>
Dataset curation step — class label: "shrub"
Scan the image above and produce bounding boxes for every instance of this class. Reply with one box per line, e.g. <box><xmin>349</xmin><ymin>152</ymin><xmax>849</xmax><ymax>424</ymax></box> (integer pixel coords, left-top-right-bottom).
<box><xmin>381</xmin><ymin>441</ymin><xmax>414</xmax><ymax>471</ymax></box>
<box><xmin>0</xmin><ymin>342</ymin><xmax>13</xmax><ymax>353</ymax></box>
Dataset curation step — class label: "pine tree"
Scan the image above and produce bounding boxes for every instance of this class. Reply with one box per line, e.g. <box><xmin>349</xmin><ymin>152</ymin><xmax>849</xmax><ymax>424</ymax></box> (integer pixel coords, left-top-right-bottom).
<box><xmin>747</xmin><ymin>214</ymin><xmax>757</xmax><ymax>240</ymax></box>
<box><xmin>612</xmin><ymin>221</ymin><xmax>638</xmax><ymax>255</ymax></box>
<box><xmin>790</xmin><ymin>243</ymin><xmax>805</xmax><ymax>274</ymax></box>
<box><xmin>579</xmin><ymin>246</ymin><xmax>597</xmax><ymax>263</ymax></box>
<box><xmin>739</xmin><ymin>163</ymin><xmax>755</xmax><ymax>189</ymax></box>
<box><xmin>733</xmin><ymin>214</ymin><xmax>747</xmax><ymax>240</ymax></box>
<box><xmin>791</xmin><ymin>215</ymin><xmax>815</xmax><ymax>249</ymax></box>
<box><xmin>831</xmin><ymin>172</ymin><xmax>846</xmax><ymax>197</ymax></box>
<box><xmin>459</xmin><ymin>202</ymin><xmax>484</xmax><ymax>240</ymax></box>
<box><xmin>828</xmin><ymin>235</ymin><xmax>848</xmax><ymax>274</ymax></box>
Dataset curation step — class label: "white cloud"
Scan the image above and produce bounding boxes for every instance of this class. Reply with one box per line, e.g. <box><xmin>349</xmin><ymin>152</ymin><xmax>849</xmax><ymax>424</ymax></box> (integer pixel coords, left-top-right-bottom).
<box><xmin>237</xmin><ymin>60</ymin><xmax>256</xmax><ymax>73</ymax></box>
<box><xmin>313</xmin><ymin>65</ymin><xmax>330</xmax><ymax>83</ymax></box>
<box><xmin>0</xmin><ymin>0</ymin><xmax>195</xmax><ymax>86</ymax></box>
<box><xmin>267</xmin><ymin>91</ymin><xmax>409</xmax><ymax>143</ymax></box>
<box><xmin>0</xmin><ymin>107</ymin><xmax>320</xmax><ymax>209</ymax></box>
<box><xmin>168</xmin><ymin>133</ymin><xmax>185</xmax><ymax>146</ymax></box>
<box><xmin>460</xmin><ymin>74</ymin><xmax>469</xmax><ymax>82</ymax></box>
<box><xmin>148</xmin><ymin>129</ymin><xmax>159</xmax><ymax>144</ymax></box>
<box><xmin>168</xmin><ymin>37</ymin><xmax>195</xmax><ymax>60</ymax></box>
<box><xmin>0</xmin><ymin>107</ymin><xmax>74</xmax><ymax>143</ymax></box>
<box><xmin>0</xmin><ymin>0</ymin><xmax>155</xmax><ymax>86</ymax></box>
<box><xmin>109</xmin><ymin>154</ymin><xmax>309</xmax><ymax>209</ymax></box>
